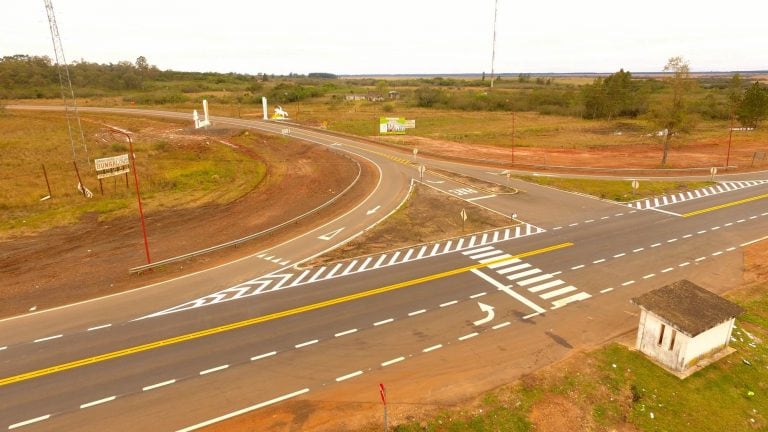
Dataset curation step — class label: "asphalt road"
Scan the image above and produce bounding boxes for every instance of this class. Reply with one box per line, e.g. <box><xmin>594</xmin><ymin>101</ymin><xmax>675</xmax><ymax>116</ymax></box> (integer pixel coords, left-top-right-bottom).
<box><xmin>2</xmin><ymin>106</ymin><xmax>768</xmax><ymax>431</ymax></box>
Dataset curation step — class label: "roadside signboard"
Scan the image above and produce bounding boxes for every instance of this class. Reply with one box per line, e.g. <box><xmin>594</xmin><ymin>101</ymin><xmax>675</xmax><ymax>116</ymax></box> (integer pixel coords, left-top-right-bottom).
<box><xmin>380</xmin><ymin>117</ymin><xmax>406</xmax><ymax>135</ymax></box>
<box><xmin>95</xmin><ymin>154</ymin><xmax>130</xmax><ymax>179</ymax></box>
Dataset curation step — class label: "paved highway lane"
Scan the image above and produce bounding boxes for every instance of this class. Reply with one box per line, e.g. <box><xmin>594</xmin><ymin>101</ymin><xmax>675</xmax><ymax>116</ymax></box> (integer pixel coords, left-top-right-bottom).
<box><xmin>2</xmin><ymin>181</ymin><xmax>767</xmax><ymax>430</ymax></box>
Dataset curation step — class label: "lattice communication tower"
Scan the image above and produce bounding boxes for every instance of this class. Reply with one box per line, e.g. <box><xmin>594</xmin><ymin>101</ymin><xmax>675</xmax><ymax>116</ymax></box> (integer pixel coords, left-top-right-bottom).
<box><xmin>43</xmin><ymin>0</ymin><xmax>88</xmax><ymax>164</ymax></box>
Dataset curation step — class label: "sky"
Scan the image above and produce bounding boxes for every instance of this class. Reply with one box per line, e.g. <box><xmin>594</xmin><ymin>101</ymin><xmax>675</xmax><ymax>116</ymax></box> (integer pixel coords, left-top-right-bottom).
<box><xmin>3</xmin><ymin>0</ymin><xmax>766</xmax><ymax>75</ymax></box>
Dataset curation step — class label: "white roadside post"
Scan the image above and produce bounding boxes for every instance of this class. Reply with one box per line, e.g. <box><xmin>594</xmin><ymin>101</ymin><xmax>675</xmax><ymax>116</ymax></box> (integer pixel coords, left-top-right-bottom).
<box><xmin>262</xmin><ymin>97</ymin><xmax>268</xmax><ymax>120</ymax></box>
<box><xmin>631</xmin><ymin>179</ymin><xmax>639</xmax><ymax>197</ymax></box>
<box><xmin>460</xmin><ymin>208</ymin><xmax>468</xmax><ymax>232</ymax></box>
<box><xmin>710</xmin><ymin>167</ymin><xmax>718</xmax><ymax>181</ymax></box>
<box><xmin>418</xmin><ymin>165</ymin><xmax>425</xmax><ymax>181</ymax></box>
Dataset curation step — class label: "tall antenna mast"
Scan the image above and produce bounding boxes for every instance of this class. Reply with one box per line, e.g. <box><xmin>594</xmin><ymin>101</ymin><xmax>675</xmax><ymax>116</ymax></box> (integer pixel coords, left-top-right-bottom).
<box><xmin>490</xmin><ymin>0</ymin><xmax>498</xmax><ymax>89</ymax></box>
<box><xmin>44</xmin><ymin>0</ymin><xmax>88</xmax><ymax>163</ymax></box>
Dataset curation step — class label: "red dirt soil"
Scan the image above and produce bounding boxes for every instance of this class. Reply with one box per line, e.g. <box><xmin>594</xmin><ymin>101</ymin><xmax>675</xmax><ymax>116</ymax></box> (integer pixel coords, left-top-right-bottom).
<box><xmin>379</xmin><ymin>135</ymin><xmax>768</xmax><ymax>172</ymax></box>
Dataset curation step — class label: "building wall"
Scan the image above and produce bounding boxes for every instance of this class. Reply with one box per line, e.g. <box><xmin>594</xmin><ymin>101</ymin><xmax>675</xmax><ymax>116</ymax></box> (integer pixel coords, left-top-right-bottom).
<box><xmin>636</xmin><ymin>310</ymin><xmax>690</xmax><ymax>371</ymax></box>
<box><xmin>683</xmin><ymin>319</ymin><xmax>734</xmax><ymax>367</ymax></box>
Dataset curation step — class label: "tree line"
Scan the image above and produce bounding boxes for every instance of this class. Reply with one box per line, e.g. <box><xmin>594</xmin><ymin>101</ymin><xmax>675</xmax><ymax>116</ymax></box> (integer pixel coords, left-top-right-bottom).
<box><xmin>2</xmin><ymin>54</ymin><xmax>766</xmax><ymax>130</ymax></box>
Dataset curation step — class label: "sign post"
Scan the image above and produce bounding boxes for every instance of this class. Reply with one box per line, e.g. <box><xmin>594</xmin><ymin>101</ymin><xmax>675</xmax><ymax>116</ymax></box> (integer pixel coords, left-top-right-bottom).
<box><xmin>710</xmin><ymin>167</ymin><xmax>718</xmax><ymax>181</ymax></box>
<box><xmin>460</xmin><ymin>208</ymin><xmax>467</xmax><ymax>232</ymax></box>
<box><xmin>108</xmin><ymin>128</ymin><xmax>151</xmax><ymax>264</ymax></box>
<box><xmin>379</xmin><ymin>383</ymin><xmax>387</xmax><ymax>432</ymax></box>
<box><xmin>631</xmin><ymin>179</ymin><xmax>639</xmax><ymax>196</ymax></box>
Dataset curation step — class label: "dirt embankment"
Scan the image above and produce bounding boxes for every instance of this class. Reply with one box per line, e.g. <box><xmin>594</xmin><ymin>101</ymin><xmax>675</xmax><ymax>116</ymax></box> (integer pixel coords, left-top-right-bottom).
<box><xmin>0</xmin><ymin>129</ymin><xmax>376</xmax><ymax>318</ymax></box>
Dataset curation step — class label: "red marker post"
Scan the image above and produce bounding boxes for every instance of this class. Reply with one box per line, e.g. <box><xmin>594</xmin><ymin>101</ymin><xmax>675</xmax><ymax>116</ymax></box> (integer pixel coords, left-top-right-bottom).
<box><xmin>379</xmin><ymin>383</ymin><xmax>387</xmax><ymax>432</ymax></box>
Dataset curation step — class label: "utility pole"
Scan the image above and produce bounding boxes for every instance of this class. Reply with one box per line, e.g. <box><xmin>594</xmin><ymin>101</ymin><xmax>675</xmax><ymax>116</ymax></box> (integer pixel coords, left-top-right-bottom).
<box><xmin>490</xmin><ymin>0</ymin><xmax>499</xmax><ymax>89</ymax></box>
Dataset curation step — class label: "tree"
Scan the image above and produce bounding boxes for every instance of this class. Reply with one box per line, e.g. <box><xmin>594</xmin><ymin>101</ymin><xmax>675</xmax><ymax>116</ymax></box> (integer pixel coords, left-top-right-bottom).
<box><xmin>646</xmin><ymin>57</ymin><xmax>695</xmax><ymax>166</ymax></box>
<box><xmin>737</xmin><ymin>82</ymin><xmax>768</xmax><ymax>128</ymax></box>
<box><xmin>582</xmin><ymin>69</ymin><xmax>646</xmax><ymax>120</ymax></box>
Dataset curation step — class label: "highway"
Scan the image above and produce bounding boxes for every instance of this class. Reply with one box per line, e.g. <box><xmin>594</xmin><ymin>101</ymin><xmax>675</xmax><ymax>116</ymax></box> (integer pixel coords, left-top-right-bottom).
<box><xmin>2</xmin><ymin>106</ymin><xmax>768</xmax><ymax>431</ymax></box>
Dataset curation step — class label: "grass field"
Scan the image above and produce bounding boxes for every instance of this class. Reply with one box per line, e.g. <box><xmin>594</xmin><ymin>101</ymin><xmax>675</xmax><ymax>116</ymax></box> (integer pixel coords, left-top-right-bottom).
<box><xmin>515</xmin><ymin>175</ymin><xmax>714</xmax><ymax>202</ymax></box>
<box><xmin>0</xmin><ymin>111</ymin><xmax>265</xmax><ymax>237</ymax></box>
<box><xmin>14</xmin><ymin>93</ymin><xmax>768</xmax><ymax>155</ymax></box>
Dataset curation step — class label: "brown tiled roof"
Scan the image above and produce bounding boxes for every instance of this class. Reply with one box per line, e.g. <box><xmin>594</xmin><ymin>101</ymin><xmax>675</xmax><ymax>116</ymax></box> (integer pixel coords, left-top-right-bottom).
<box><xmin>631</xmin><ymin>280</ymin><xmax>743</xmax><ymax>337</ymax></box>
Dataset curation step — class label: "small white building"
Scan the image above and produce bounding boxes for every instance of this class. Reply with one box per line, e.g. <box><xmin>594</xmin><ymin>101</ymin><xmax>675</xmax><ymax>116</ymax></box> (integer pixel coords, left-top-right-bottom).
<box><xmin>632</xmin><ymin>280</ymin><xmax>742</xmax><ymax>377</ymax></box>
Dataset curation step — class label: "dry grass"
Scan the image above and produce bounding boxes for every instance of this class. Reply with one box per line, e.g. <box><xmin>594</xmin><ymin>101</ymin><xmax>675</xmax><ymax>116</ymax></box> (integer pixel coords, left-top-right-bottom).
<box><xmin>0</xmin><ymin>111</ymin><xmax>265</xmax><ymax>237</ymax></box>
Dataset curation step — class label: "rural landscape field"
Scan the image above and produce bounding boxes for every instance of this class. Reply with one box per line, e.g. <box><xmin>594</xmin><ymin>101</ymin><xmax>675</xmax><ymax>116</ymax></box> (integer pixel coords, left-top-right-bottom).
<box><xmin>2</xmin><ymin>1</ymin><xmax>768</xmax><ymax>431</ymax></box>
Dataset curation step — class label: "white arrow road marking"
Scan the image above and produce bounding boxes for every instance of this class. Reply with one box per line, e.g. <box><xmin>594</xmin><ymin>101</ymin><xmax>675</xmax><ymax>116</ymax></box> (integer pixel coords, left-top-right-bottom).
<box><xmin>366</xmin><ymin>205</ymin><xmax>381</xmax><ymax>215</ymax></box>
<box><xmin>473</xmin><ymin>302</ymin><xmax>495</xmax><ymax>326</ymax></box>
<box><xmin>318</xmin><ymin>227</ymin><xmax>345</xmax><ymax>240</ymax></box>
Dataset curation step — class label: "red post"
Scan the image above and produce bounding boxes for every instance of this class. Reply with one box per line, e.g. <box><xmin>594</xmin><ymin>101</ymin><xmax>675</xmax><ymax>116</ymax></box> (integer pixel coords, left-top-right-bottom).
<box><xmin>110</xmin><ymin>128</ymin><xmax>151</xmax><ymax>264</ymax></box>
<box><xmin>379</xmin><ymin>383</ymin><xmax>387</xmax><ymax>432</ymax></box>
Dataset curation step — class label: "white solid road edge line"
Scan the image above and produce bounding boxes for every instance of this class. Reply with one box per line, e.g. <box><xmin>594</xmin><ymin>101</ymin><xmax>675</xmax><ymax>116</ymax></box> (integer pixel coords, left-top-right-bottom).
<box><xmin>143</xmin><ymin>379</ymin><xmax>176</xmax><ymax>391</ymax></box>
<box><xmin>176</xmin><ymin>388</ymin><xmax>310</xmax><ymax>432</ymax></box>
<box><xmin>742</xmin><ymin>234</ymin><xmax>768</xmax><ymax>247</ymax></box>
<box><xmin>8</xmin><ymin>414</ymin><xmax>51</xmax><ymax>430</ymax></box>
<box><xmin>80</xmin><ymin>396</ymin><xmax>117</xmax><ymax>409</ymax></box>
<box><xmin>335</xmin><ymin>370</ymin><xmax>363</xmax><ymax>382</ymax></box>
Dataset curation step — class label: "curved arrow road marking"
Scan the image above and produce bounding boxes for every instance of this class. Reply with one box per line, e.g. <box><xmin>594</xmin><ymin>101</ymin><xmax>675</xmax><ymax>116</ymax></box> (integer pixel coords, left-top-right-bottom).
<box><xmin>472</xmin><ymin>302</ymin><xmax>495</xmax><ymax>326</ymax></box>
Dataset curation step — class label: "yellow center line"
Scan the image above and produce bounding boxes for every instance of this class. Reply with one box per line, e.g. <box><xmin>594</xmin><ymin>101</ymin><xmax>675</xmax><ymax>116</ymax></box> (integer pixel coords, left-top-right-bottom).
<box><xmin>682</xmin><ymin>192</ymin><xmax>768</xmax><ymax>218</ymax></box>
<box><xmin>0</xmin><ymin>242</ymin><xmax>572</xmax><ymax>388</ymax></box>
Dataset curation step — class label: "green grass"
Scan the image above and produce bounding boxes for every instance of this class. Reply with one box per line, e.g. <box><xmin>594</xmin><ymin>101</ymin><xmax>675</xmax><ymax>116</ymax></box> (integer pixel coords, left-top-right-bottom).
<box><xmin>0</xmin><ymin>111</ymin><xmax>266</xmax><ymax>236</ymax></box>
<box><xmin>516</xmin><ymin>175</ymin><xmax>714</xmax><ymax>202</ymax></box>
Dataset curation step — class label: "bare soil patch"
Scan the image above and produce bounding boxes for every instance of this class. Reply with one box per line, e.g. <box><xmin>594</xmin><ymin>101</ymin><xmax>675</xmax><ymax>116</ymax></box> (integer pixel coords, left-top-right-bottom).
<box><xmin>379</xmin><ymin>134</ymin><xmax>768</xmax><ymax>172</ymax></box>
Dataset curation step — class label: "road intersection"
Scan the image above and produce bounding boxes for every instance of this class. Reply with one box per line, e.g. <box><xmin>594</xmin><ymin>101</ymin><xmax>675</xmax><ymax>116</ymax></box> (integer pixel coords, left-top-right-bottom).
<box><xmin>2</xmin><ymin>106</ymin><xmax>768</xmax><ymax>431</ymax></box>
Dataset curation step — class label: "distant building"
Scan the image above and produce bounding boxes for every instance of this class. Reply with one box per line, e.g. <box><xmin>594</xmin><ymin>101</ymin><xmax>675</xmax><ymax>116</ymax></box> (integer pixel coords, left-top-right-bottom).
<box><xmin>632</xmin><ymin>280</ymin><xmax>742</xmax><ymax>377</ymax></box>
<box><xmin>388</xmin><ymin>90</ymin><xmax>400</xmax><ymax>100</ymax></box>
<box><xmin>345</xmin><ymin>94</ymin><xmax>367</xmax><ymax>101</ymax></box>
<box><xmin>367</xmin><ymin>94</ymin><xmax>385</xmax><ymax>102</ymax></box>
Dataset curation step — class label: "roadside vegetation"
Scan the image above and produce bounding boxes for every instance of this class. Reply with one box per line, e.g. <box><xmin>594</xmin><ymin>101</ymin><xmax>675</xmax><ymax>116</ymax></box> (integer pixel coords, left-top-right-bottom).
<box><xmin>3</xmin><ymin>55</ymin><xmax>767</xmax><ymax>169</ymax></box>
<box><xmin>0</xmin><ymin>111</ymin><xmax>265</xmax><ymax>237</ymax></box>
<box><xmin>515</xmin><ymin>176</ymin><xmax>714</xmax><ymax>202</ymax></box>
